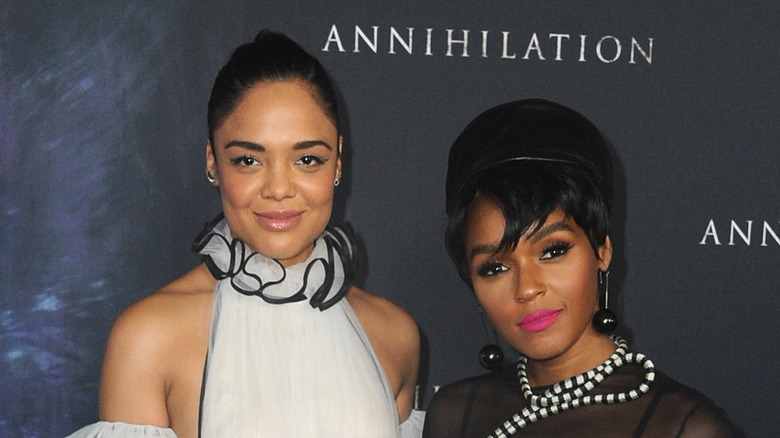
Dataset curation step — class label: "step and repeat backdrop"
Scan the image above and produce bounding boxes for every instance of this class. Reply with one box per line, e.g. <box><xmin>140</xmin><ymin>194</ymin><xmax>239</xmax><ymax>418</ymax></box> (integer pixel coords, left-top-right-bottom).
<box><xmin>1</xmin><ymin>1</ymin><xmax>777</xmax><ymax>436</ymax></box>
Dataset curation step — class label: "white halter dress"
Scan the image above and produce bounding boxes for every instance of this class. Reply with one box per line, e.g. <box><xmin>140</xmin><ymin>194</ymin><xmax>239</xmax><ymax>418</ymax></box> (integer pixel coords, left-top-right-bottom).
<box><xmin>195</xmin><ymin>218</ymin><xmax>400</xmax><ymax>437</ymax></box>
<box><xmin>66</xmin><ymin>217</ymin><xmax>425</xmax><ymax>437</ymax></box>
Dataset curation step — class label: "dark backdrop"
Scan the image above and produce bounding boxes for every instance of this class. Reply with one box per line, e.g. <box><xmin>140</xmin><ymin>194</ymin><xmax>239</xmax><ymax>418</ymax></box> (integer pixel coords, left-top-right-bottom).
<box><xmin>1</xmin><ymin>1</ymin><xmax>777</xmax><ymax>437</ymax></box>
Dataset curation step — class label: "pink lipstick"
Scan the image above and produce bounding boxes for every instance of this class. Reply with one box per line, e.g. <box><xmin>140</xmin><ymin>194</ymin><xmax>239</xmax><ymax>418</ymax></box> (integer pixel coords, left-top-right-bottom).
<box><xmin>256</xmin><ymin>210</ymin><xmax>303</xmax><ymax>231</ymax></box>
<box><xmin>519</xmin><ymin>309</ymin><xmax>563</xmax><ymax>332</ymax></box>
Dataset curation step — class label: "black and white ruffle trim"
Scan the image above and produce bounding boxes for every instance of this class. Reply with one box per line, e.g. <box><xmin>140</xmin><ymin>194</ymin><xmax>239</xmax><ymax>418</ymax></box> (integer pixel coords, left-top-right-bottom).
<box><xmin>192</xmin><ymin>213</ymin><xmax>357</xmax><ymax>311</ymax></box>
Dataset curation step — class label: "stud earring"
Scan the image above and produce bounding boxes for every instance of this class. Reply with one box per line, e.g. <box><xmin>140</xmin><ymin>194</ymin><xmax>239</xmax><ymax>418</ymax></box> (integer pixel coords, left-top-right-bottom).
<box><xmin>206</xmin><ymin>172</ymin><xmax>216</xmax><ymax>184</ymax></box>
<box><xmin>334</xmin><ymin>169</ymin><xmax>341</xmax><ymax>187</ymax></box>
<box><xmin>478</xmin><ymin>306</ymin><xmax>504</xmax><ymax>370</ymax></box>
<box><xmin>592</xmin><ymin>270</ymin><xmax>618</xmax><ymax>334</ymax></box>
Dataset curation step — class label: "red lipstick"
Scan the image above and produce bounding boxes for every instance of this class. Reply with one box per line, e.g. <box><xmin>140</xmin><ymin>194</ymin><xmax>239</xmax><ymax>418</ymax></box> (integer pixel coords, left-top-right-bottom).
<box><xmin>519</xmin><ymin>309</ymin><xmax>563</xmax><ymax>332</ymax></box>
<box><xmin>256</xmin><ymin>210</ymin><xmax>303</xmax><ymax>231</ymax></box>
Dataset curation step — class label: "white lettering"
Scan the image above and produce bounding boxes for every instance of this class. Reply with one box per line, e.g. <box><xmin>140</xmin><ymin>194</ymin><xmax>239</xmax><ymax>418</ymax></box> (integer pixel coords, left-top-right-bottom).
<box><xmin>523</xmin><ymin>32</ymin><xmax>545</xmax><ymax>60</ymax></box>
<box><xmin>596</xmin><ymin>35</ymin><xmax>622</xmax><ymax>63</ymax></box>
<box><xmin>446</xmin><ymin>29</ymin><xmax>469</xmax><ymax>57</ymax></box>
<box><xmin>701</xmin><ymin>219</ymin><xmax>779</xmax><ymax>247</ymax></box>
<box><xmin>354</xmin><ymin>25</ymin><xmax>379</xmax><ymax>53</ymax></box>
<box><xmin>322</xmin><ymin>25</ymin><xmax>345</xmax><ymax>52</ymax></box>
<box><xmin>729</xmin><ymin>220</ymin><xmax>753</xmax><ymax>246</ymax></box>
<box><xmin>700</xmin><ymin>220</ymin><xmax>722</xmax><ymax>245</ymax></box>
<box><xmin>502</xmin><ymin>31</ymin><xmax>517</xmax><ymax>59</ymax></box>
<box><xmin>578</xmin><ymin>35</ymin><xmax>587</xmax><ymax>62</ymax></box>
<box><xmin>389</xmin><ymin>27</ymin><xmax>414</xmax><ymax>55</ymax></box>
<box><xmin>321</xmin><ymin>25</ymin><xmax>655</xmax><ymax>66</ymax></box>
<box><xmin>762</xmin><ymin>222</ymin><xmax>780</xmax><ymax>247</ymax></box>
<box><xmin>549</xmin><ymin>33</ymin><xmax>570</xmax><ymax>61</ymax></box>
<box><xmin>629</xmin><ymin>37</ymin><xmax>654</xmax><ymax>64</ymax></box>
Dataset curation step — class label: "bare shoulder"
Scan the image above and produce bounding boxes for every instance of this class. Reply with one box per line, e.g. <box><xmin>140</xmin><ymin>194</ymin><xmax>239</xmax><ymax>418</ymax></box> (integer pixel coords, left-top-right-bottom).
<box><xmin>108</xmin><ymin>263</ymin><xmax>214</xmax><ymax>352</ymax></box>
<box><xmin>99</xmin><ymin>264</ymin><xmax>215</xmax><ymax>427</ymax></box>
<box><xmin>347</xmin><ymin>287</ymin><xmax>420</xmax><ymax>421</ymax></box>
<box><xmin>346</xmin><ymin>286</ymin><xmax>419</xmax><ymax>352</ymax></box>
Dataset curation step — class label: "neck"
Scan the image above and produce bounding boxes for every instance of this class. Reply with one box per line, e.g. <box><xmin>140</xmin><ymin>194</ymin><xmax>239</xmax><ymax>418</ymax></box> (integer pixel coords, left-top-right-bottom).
<box><xmin>194</xmin><ymin>216</ymin><xmax>356</xmax><ymax>310</ymax></box>
<box><xmin>525</xmin><ymin>334</ymin><xmax>616</xmax><ymax>387</ymax></box>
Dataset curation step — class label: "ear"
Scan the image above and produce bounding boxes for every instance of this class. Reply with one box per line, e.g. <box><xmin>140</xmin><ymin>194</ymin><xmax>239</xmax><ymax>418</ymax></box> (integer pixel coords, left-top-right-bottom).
<box><xmin>597</xmin><ymin>236</ymin><xmax>613</xmax><ymax>271</ymax></box>
<box><xmin>336</xmin><ymin>135</ymin><xmax>343</xmax><ymax>176</ymax></box>
<box><xmin>206</xmin><ymin>141</ymin><xmax>218</xmax><ymax>186</ymax></box>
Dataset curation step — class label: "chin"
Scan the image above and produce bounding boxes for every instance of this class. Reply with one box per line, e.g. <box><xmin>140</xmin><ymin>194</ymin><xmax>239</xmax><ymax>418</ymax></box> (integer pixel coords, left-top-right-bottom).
<box><xmin>230</xmin><ymin>217</ymin><xmax>326</xmax><ymax>264</ymax></box>
<box><xmin>261</xmin><ymin>238</ymin><xmax>318</xmax><ymax>265</ymax></box>
<box><xmin>513</xmin><ymin>335</ymin><xmax>565</xmax><ymax>361</ymax></box>
<box><xmin>253</xmin><ymin>242</ymin><xmax>305</xmax><ymax>260</ymax></box>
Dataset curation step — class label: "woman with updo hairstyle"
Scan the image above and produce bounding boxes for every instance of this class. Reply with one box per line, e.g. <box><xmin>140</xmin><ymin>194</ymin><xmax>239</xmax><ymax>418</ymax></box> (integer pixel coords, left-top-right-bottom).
<box><xmin>68</xmin><ymin>30</ymin><xmax>423</xmax><ymax>437</ymax></box>
<box><xmin>422</xmin><ymin>99</ymin><xmax>734</xmax><ymax>437</ymax></box>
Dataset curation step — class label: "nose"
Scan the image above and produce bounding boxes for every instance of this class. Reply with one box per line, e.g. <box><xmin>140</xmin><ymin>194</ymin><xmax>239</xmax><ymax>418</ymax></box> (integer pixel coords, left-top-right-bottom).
<box><xmin>515</xmin><ymin>265</ymin><xmax>545</xmax><ymax>302</ymax></box>
<box><xmin>260</xmin><ymin>163</ymin><xmax>295</xmax><ymax>200</ymax></box>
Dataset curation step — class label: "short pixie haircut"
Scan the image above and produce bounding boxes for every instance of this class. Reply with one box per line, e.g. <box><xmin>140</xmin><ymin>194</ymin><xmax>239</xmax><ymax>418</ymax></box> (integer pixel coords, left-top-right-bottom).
<box><xmin>444</xmin><ymin>99</ymin><xmax>613</xmax><ymax>287</ymax></box>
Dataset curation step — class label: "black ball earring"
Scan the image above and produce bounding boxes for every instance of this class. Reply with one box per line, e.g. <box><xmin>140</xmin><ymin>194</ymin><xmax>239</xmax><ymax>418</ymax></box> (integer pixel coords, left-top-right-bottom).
<box><xmin>592</xmin><ymin>270</ymin><xmax>618</xmax><ymax>334</ymax></box>
<box><xmin>478</xmin><ymin>306</ymin><xmax>504</xmax><ymax>370</ymax></box>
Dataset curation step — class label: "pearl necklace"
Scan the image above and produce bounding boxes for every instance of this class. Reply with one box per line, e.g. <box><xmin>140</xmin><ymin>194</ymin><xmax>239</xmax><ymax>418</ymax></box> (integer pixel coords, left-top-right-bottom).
<box><xmin>488</xmin><ymin>336</ymin><xmax>656</xmax><ymax>438</ymax></box>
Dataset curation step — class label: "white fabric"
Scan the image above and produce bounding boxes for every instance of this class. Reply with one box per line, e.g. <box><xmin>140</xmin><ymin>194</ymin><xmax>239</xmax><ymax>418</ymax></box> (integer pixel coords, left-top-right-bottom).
<box><xmin>66</xmin><ymin>220</ymin><xmax>419</xmax><ymax>437</ymax></box>
<box><xmin>195</xmin><ymin>219</ymin><xmax>351</xmax><ymax>308</ymax></box>
<box><xmin>66</xmin><ymin>411</ymin><xmax>425</xmax><ymax>438</ymax></box>
<box><xmin>400</xmin><ymin>410</ymin><xmax>426</xmax><ymax>438</ymax></box>
<box><xmin>198</xmin><ymin>220</ymin><xmax>400</xmax><ymax>437</ymax></box>
<box><xmin>65</xmin><ymin>421</ymin><xmax>176</xmax><ymax>438</ymax></box>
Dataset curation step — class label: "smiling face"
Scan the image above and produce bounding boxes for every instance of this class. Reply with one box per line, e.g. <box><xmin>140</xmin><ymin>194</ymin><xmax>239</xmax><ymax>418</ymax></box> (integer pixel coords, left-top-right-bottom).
<box><xmin>464</xmin><ymin>195</ymin><xmax>614</xmax><ymax>383</ymax></box>
<box><xmin>206</xmin><ymin>79</ymin><xmax>341</xmax><ymax>267</ymax></box>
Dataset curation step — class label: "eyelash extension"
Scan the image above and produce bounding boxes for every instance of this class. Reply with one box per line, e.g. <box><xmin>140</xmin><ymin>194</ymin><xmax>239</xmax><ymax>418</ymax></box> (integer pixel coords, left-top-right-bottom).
<box><xmin>542</xmin><ymin>241</ymin><xmax>573</xmax><ymax>259</ymax></box>
<box><xmin>476</xmin><ymin>262</ymin><xmax>507</xmax><ymax>277</ymax></box>
<box><xmin>299</xmin><ymin>155</ymin><xmax>328</xmax><ymax>166</ymax></box>
<box><xmin>229</xmin><ymin>155</ymin><xmax>258</xmax><ymax>166</ymax></box>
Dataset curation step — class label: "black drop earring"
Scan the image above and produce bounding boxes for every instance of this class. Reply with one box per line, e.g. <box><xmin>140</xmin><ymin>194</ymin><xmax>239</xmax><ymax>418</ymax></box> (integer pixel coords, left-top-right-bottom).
<box><xmin>592</xmin><ymin>270</ymin><xmax>618</xmax><ymax>334</ymax></box>
<box><xmin>478</xmin><ymin>306</ymin><xmax>504</xmax><ymax>370</ymax></box>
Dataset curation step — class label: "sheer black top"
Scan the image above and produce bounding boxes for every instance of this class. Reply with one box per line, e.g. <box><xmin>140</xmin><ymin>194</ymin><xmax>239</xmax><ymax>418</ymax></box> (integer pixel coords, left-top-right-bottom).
<box><xmin>423</xmin><ymin>362</ymin><xmax>735</xmax><ymax>438</ymax></box>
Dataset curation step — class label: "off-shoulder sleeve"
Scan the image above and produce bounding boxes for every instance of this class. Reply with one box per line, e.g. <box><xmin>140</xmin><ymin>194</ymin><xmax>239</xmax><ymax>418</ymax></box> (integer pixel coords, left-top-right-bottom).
<box><xmin>65</xmin><ymin>421</ymin><xmax>177</xmax><ymax>438</ymax></box>
<box><xmin>400</xmin><ymin>409</ymin><xmax>426</xmax><ymax>438</ymax></box>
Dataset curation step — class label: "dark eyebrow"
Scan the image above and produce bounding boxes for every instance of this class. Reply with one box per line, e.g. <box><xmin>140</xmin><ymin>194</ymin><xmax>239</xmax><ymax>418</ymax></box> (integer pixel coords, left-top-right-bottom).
<box><xmin>526</xmin><ymin>220</ymin><xmax>574</xmax><ymax>243</ymax></box>
<box><xmin>469</xmin><ymin>243</ymin><xmax>501</xmax><ymax>263</ymax></box>
<box><xmin>224</xmin><ymin>140</ymin><xmax>264</xmax><ymax>151</ymax></box>
<box><xmin>223</xmin><ymin>139</ymin><xmax>333</xmax><ymax>152</ymax></box>
<box><xmin>293</xmin><ymin>140</ymin><xmax>333</xmax><ymax>151</ymax></box>
<box><xmin>467</xmin><ymin>220</ymin><xmax>574</xmax><ymax>262</ymax></box>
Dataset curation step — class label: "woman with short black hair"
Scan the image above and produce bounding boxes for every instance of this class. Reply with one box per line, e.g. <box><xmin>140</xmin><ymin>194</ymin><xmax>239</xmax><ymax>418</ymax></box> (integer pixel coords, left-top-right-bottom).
<box><xmin>424</xmin><ymin>99</ymin><xmax>734</xmax><ymax>437</ymax></box>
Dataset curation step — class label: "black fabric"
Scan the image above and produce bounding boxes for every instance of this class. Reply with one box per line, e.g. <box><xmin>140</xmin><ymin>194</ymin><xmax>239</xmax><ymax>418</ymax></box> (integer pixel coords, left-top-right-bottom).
<box><xmin>423</xmin><ymin>362</ymin><xmax>735</xmax><ymax>438</ymax></box>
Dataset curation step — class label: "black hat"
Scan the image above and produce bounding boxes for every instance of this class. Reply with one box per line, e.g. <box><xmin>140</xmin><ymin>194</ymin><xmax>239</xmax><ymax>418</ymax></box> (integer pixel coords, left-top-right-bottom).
<box><xmin>445</xmin><ymin>99</ymin><xmax>613</xmax><ymax>216</ymax></box>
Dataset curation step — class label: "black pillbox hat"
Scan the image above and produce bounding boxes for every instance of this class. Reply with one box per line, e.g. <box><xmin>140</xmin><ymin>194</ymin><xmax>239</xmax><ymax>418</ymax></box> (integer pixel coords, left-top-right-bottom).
<box><xmin>445</xmin><ymin>99</ymin><xmax>613</xmax><ymax>216</ymax></box>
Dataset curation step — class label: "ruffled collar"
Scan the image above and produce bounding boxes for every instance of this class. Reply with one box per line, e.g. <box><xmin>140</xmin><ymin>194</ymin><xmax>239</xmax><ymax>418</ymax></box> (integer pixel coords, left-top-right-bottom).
<box><xmin>192</xmin><ymin>214</ymin><xmax>357</xmax><ymax>311</ymax></box>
